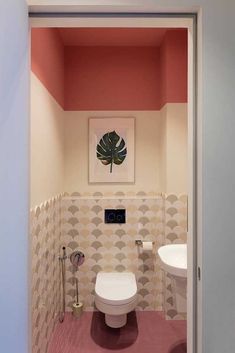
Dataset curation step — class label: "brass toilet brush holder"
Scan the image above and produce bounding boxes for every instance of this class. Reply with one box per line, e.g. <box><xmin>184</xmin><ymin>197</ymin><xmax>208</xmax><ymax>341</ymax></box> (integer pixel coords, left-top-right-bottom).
<box><xmin>72</xmin><ymin>277</ymin><xmax>83</xmax><ymax>318</ymax></box>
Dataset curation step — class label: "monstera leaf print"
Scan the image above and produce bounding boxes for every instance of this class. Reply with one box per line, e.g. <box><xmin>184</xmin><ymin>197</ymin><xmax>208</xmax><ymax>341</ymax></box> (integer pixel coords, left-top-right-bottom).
<box><xmin>96</xmin><ymin>130</ymin><xmax>127</xmax><ymax>173</ymax></box>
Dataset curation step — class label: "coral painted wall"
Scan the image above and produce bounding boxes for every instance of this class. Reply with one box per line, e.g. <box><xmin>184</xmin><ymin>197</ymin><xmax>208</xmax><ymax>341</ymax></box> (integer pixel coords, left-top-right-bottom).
<box><xmin>31</xmin><ymin>28</ymin><xmax>64</xmax><ymax>107</ymax></box>
<box><xmin>64</xmin><ymin>46</ymin><xmax>161</xmax><ymax>110</ymax></box>
<box><xmin>160</xmin><ymin>30</ymin><xmax>188</xmax><ymax>106</ymax></box>
<box><xmin>31</xmin><ymin>28</ymin><xmax>187</xmax><ymax>110</ymax></box>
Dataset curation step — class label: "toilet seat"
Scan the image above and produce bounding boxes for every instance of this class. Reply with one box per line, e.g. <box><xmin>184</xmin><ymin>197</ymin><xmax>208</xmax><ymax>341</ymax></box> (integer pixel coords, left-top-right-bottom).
<box><xmin>95</xmin><ymin>271</ymin><xmax>138</xmax><ymax>328</ymax></box>
<box><xmin>95</xmin><ymin>272</ymin><xmax>137</xmax><ymax>305</ymax></box>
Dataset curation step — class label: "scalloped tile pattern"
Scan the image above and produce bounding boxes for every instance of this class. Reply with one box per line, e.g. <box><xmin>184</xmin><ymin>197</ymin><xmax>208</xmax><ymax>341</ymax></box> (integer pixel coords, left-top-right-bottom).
<box><xmin>31</xmin><ymin>195</ymin><xmax>62</xmax><ymax>353</ymax></box>
<box><xmin>30</xmin><ymin>191</ymin><xmax>188</xmax><ymax>353</ymax></box>
<box><xmin>164</xmin><ymin>194</ymin><xmax>188</xmax><ymax>320</ymax></box>
<box><xmin>61</xmin><ymin>195</ymin><xmax>164</xmax><ymax>312</ymax></box>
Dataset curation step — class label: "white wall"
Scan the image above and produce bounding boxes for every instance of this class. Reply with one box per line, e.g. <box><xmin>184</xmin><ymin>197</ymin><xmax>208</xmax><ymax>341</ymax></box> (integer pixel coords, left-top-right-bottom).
<box><xmin>30</xmin><ymin>73</ymin><xmax>64</xmax><ymax>207</ymax></box>
<box><xmin>0</xmin><ymin>1</ymin><xmax>29</xmax><ymax>352</ymax></box>
<box><xmin>64</xmin><ymin>111</ymin><xmax>162</xmax><ymax>193</ymax></box>
<box><xmin>199</xmin><ymin>3</ymin><xmax>235</xmax><ymax>352</ymax></box>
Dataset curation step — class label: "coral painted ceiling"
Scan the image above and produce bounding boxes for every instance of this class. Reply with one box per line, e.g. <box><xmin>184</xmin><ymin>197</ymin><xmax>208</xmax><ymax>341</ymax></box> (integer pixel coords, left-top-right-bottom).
<box><xmin>58</xmin><ymin>28</ymin><xmax>168</xmax><ymax>47</ymax></box>
<box><xmin>31</xmin><ymin>27</ymin><xmax>187</xmax><ymax>110</ymax></box>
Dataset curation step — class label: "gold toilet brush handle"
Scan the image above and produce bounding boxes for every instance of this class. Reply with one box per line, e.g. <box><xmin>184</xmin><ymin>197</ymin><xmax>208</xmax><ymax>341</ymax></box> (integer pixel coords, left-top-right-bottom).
<box><xmin>72</xmin><ymin>277</ymin><xmax>83</xmax><ymax>318</ymax></box>
<box><xmin>75</xmin><ymin>277</ymin><xmax>79</xmax><ymax>303</ymax></box>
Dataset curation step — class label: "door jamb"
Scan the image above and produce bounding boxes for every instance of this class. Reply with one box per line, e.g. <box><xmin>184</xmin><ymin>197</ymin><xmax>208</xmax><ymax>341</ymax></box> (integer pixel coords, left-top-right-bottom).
<box><xmin>29</xmin><ymin>11</ymin><xmax>201</xmax><ymax>353</ymax></box>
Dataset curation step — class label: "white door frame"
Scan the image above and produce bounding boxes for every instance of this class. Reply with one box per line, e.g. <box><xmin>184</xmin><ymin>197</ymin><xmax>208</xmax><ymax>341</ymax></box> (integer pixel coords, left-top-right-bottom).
<box><xmin>29</xmin><ymin>11</ymin><xmax>201</xmax><ymax>353</ymax></box>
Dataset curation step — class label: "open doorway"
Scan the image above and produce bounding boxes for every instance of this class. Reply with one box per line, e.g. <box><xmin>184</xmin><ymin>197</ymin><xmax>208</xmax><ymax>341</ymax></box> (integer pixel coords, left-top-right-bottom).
<box><xmin>29</xmin><ymin>15</ymin><xmax>196</xmax><ymax>353</ymax></box>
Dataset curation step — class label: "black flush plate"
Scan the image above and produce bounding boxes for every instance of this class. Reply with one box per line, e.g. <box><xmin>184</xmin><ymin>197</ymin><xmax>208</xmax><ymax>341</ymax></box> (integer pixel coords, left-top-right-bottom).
<box><xmin>105</xmin><ymin>209</ymin><xmax>126</xmax><ymax>224</ymax></box>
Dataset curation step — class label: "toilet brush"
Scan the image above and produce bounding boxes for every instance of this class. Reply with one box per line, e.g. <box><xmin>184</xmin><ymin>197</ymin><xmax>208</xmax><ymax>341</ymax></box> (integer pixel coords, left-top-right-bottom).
<box><xmin>72</xmin><ymin>277</ymin><xmax>83</xmax><ymax>318</ymax></box>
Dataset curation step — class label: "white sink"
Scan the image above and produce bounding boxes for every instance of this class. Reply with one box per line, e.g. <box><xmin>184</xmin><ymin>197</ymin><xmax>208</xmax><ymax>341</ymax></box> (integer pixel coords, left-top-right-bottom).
<box><xmin>157</xmin><ymin>244</ymin><xmax>187</xmax><ymax>278</ymax></box>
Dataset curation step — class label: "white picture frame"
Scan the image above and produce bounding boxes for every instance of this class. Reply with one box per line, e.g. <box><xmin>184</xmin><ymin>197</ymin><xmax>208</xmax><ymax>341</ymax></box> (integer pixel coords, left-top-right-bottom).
<box><xmin>89</xmin><ymin>117</ymin><xmax>135</xmax><ymax>183</ymax></box>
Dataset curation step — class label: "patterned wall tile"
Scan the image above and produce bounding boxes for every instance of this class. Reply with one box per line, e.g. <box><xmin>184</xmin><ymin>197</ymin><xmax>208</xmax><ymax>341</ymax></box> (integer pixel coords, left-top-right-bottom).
<box><xmin>163</xmin><ymin>194</ymin><xmax>188</xmax><ymax>320</ymax></box>
<box><xmin>61</xmin><ymin>193</ymin><xmax>164</xmax><ymax>312</ymax></box>
<box><xmin>31</xmin><ymin>195</ymin><xmax>62</xmax><ymax>353</ymax></box>
<box><xmin>30</xmin><ymin>189</ymin><xmax>188</xmax><ymax>353</ymax></box>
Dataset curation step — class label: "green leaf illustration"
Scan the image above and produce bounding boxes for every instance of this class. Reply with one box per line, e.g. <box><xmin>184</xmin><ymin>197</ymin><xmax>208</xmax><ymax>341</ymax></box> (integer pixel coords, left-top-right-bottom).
<box><xmin>96</xmin><ymin>130</ymin><xmax>127</xmax><ymax>173</ymax></box>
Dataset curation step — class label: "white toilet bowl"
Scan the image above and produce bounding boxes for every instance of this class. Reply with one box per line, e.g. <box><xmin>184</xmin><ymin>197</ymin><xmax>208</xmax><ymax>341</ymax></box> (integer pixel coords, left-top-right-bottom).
<box><xmin>95</xmin><ymin>272</ymin><xmax>137</xmax><ymax>328</ymax></box>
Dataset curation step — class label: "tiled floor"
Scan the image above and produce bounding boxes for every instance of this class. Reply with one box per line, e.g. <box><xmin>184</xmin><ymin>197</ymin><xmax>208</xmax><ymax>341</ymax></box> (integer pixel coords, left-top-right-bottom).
<box><xmin>48</xmin><ymin>311</ymin><xmax>186</xmax><ymax>353</ymax></box>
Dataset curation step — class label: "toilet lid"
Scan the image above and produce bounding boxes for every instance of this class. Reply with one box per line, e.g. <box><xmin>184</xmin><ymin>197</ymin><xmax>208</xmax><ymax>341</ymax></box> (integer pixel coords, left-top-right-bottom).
<box><xmin>95</xmin><ymin>272</ymin><xmax>137</xmax><ymax>305</ymax></box>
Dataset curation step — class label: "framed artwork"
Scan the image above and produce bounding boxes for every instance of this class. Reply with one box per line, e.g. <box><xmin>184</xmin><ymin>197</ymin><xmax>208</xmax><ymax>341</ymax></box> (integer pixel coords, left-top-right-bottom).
<box><xmin>89</xmin><ymin>117</ymin><xmax>135</xmax><ymax>183</ymax></box>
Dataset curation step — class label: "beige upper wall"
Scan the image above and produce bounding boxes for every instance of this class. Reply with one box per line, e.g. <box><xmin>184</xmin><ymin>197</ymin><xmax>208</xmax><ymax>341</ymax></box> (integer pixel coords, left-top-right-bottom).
<box><xmin>158</xmin><ymin>107</ymin><xmax>167</xmax><ymax>192</ymax></box>
<box><xmin>64</xmin><ymin>111</ymin><xmax>163</xmax><ymax>193</ymax></box>
<box><xmin>161</xmin><ymin>103</ymin><xmax>188</xmax><ymax>194</ymax></box>
<box><xmin>30</xmin><ymin>74</ymin><xmax>187</xmax><ymax>202</ymax></box>
<box><xmin>30</xmin><ymin>73</ymin><xmax>64</xmax><ymax>207</ymax></box>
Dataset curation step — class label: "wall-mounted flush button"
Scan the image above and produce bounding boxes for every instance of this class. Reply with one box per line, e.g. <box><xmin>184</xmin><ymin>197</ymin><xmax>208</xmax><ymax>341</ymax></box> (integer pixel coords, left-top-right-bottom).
<box><xmin>105</xmin><ymin>209</ymin><xmax>126</xmax><ymax>224</ymax></box>
<box><xmin>105</xmin><ymin>210</ymin><xmax>115</xmax><ymax>223</ymax></box>
<box><xmin>116</xmin><ymin>209</ymin><xmax>126</xmax><ymax>224</ymax></box>
<box><xmin>105</xmin><ymin>210</ymin><xmax>116</xmax><ymax>223</ymax></box>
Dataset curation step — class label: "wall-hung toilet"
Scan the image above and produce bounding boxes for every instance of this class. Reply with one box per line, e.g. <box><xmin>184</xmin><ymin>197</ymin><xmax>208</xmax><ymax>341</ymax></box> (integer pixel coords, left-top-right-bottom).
<box><xmin>95</xmin><ymin>272</ymin><xmax>138</xmax><ymax>328</ymax></box>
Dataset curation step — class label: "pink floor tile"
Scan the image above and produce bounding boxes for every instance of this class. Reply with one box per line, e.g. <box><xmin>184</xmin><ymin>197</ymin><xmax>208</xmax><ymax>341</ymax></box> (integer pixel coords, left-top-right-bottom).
<box><xmin>48</xmin><ymin>311</ymin><xmax>186</xmax><ymax>353</ymax></box>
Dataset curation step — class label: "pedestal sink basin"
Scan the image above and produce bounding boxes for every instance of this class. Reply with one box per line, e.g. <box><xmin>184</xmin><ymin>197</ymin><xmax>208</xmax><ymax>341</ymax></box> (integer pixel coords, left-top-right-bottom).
<box><xmin>157</xmin><ymin>244</ymin><xmax>187</xmax><ymax>278</ymax></box>
<box><xmin>158</xmin><ymin>244</ymin><xmax>187</xmax><ymax>313</ymax></box>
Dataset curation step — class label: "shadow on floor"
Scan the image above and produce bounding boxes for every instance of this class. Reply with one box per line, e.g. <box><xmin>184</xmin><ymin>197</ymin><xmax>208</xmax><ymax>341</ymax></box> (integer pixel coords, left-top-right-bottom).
<box><xmin>169</xmin><ymin>341</ymin><xmax>187</xmax><ymax>353</ymax></box>
<box><xmin>90</xmin><ymin>311</ymin><xmax>138</xmax><ymax>349</ymax></box>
